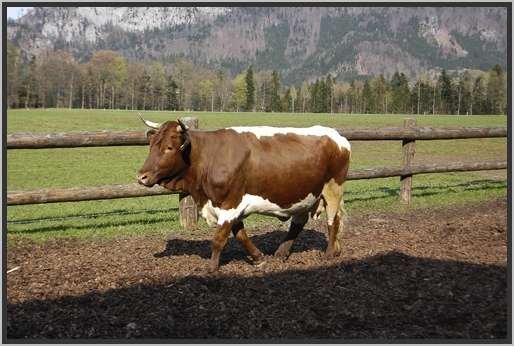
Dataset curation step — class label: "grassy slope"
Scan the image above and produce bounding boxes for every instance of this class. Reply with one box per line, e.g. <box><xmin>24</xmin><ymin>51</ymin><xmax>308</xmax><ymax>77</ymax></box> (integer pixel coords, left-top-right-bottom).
<box><xmin>6</xmin><ymin>109</ymin><xmax>508</xmax><ymax>241</ymax></box>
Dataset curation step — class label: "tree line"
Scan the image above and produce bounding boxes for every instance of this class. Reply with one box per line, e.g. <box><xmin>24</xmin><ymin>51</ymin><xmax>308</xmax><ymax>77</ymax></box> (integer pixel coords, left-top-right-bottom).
<box><xmin>7</xmin><ymin>43</ymin><xmax>507</xmax><ymax>115</ymax></box>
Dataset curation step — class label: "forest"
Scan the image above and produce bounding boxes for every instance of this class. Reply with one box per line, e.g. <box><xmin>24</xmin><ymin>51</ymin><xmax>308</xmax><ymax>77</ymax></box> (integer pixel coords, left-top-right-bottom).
<box><xmin>6</xmin><ymin>43</ymin><xmax>508</xmax><ymax>115</ymax></box>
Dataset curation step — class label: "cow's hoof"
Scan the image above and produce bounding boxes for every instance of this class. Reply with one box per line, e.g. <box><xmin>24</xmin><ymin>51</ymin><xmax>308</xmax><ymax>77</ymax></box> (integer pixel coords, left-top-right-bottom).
<box><xmin>253</xmin><ymin>257</ymin><xmax>267</xmax><ymax>267</ymax></box>
<box><xmin>207</xmin><ymin>263</ymin><xmax>220</xmax><ymax>274</ymax></box>
<box><xmin>324</xmin><ymin>249</ymin><xmax>341</xmax><ymax>259</ymax></box>
<box><xmin>274</xmin><ymin>245</ymin><xmax>291</xmax><ymax>260</ymax></box>
<box><xmin>252</xmin><ymin>253</ymin><xmax>265</xmax><ymax>264</ymax></box>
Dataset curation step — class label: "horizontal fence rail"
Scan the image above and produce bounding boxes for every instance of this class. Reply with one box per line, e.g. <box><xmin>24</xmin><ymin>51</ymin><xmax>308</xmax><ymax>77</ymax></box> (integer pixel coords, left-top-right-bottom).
<box><xmin>7</xmin><ymin>126</ymin><xmax>508</xmax><ymax>149</ymax></box>
<box><xmin>7</xmin><ymin>184</ymin><xmax>174</xmax><ymax>205</ymax></box>
<box><xmin>7</xmin><ymin>160</ymin><xmax>507</xmax><ymax>205</ymax></box>
<box><xmin>342</xmin><ymin>126</ymin><xmax>507</xmax><ymax>141</ymax></box>
<box><xmin>7</xmin><ymin>131</ymin><xmax>148</xmax><ymax>149</ymax></box>
<box><xmin>347</xmin><ymin>160</ymin><xmax>507</xmax><ymax>180</ymax></box>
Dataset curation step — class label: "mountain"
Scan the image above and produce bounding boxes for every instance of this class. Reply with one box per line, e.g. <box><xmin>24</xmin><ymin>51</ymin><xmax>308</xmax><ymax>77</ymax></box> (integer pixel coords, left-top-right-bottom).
<box><xmin>7</xmin><ymin>6</ymin><xmax>508</xmax><ymax>85</ymax></box>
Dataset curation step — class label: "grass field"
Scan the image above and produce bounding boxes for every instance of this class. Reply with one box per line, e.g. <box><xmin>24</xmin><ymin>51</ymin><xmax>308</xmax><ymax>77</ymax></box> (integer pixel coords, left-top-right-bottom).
<box><xmin>6</xmin><ymin>109</ymin><xmax>508</xmax><ymax>241</ymax></box>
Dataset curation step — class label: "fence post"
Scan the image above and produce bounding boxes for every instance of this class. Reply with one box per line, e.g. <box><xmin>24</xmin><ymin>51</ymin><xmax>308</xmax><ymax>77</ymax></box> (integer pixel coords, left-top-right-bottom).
<box><xmin>179</xmin><ymin>117</ymin><xmax>199</xmax><ymax>230</ymax></box>
<box><xmin>400</xmin><ymin>118</ymin><xmax>416</xmax><ymax>205</ymax></box>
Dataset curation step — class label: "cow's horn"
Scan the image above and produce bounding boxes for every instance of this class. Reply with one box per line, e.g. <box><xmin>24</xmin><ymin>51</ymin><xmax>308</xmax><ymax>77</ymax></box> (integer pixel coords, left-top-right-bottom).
<box><xmin>138</xmin><ymin>112</ymin><xmax>161</xmax><ymax>129</ymax></box>
<box><xmin>177</xmin><ymin>119</ymin><xmax>189</xmax><ymax>132</ymax></box>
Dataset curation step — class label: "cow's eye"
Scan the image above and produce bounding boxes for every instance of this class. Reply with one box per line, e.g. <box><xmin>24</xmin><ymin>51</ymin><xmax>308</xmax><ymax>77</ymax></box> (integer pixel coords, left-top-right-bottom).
<box><xmin>167</xmin><ymin>146</ymin><xmax>173</xmax><ymax>151</ymax></box>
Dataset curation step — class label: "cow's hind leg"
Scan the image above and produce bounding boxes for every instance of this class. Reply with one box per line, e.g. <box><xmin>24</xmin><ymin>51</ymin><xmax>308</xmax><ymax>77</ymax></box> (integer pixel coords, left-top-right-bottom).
<box><xmin>322</xmin><ymin>179</ymin><xmax>345</xmax><ymax>258</ymax></box>
<box><xmin>274</xmin><ymin>213</ymin><xmax>308</xmax><ymax>259</ymax></box>
<box><xmin>232</xmin><ymin>221</ymin><xmax>265</xmax><ymax>264</ymax></box>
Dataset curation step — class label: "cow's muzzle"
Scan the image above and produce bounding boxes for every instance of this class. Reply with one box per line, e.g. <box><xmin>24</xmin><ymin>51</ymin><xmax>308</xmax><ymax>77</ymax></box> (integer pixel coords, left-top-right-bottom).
<box><xmin>137</xmin><ymin>172</ymin><xmax>154</xmax><ymax>187</ymax></box>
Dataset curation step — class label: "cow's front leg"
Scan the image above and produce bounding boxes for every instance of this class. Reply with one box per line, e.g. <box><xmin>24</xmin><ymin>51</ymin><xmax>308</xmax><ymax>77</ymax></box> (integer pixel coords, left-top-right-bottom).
<box><xmin>209</xmin><ymin>221</ymin><xmax>232</xmax><ymax>273</ymax></box>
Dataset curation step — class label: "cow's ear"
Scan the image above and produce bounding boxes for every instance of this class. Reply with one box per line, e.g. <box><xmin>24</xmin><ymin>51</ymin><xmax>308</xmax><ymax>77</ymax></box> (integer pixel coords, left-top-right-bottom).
<box><xmin>145</xmin><ymin>129</ymin><xmax>157</xmax><ymax>139</ymax></box>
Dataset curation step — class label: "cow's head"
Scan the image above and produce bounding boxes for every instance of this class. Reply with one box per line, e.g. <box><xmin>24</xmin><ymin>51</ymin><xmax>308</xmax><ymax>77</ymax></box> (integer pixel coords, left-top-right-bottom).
<box><xmin>137</xmin><ymin>115</ymin><xmax>191</xmax><ymax>187</ymax></box>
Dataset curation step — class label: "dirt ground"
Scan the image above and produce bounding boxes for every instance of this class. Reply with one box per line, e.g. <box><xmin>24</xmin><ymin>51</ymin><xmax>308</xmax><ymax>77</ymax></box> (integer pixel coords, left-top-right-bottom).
<box><xmin>6</xmin><ymin>198</ymin><xmax>508</xmax><ymax>340</ymax></box>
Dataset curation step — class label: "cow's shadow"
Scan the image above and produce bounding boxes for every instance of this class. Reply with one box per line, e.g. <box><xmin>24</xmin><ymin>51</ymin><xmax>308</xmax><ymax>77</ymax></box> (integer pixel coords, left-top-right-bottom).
<box><xmin>154</xmin><ymin>228</ymin><xmax>328</xmax><ymax>262</ymax></box>
<box><xmin>7</xmin><ymin>251</ymin><xmax>508</xmax><ymax>339</ymax></box>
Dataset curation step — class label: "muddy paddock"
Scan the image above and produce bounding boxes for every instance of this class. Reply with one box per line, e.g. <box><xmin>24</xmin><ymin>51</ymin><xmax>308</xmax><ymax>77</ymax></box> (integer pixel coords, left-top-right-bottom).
<box><xmin>6</xmin><ymin>198</ymin><xmax>508</xmax><ymax>340</ymax></box>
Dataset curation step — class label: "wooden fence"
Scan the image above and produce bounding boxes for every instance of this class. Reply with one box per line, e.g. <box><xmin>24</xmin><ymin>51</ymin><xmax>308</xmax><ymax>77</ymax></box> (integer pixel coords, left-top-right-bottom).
<box><xmin>7</xmin><ymin>126</ymin><xmax>507</xmax><ymax>149</ymax></box>
<box><xmin>7</xmin><ymin>117</ymin><xmax>507</xmax><ymax>229</ymax></box>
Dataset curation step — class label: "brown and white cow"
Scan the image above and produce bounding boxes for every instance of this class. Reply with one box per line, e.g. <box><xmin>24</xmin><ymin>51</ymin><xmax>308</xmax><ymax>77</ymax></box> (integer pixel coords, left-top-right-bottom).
<box><xmin>137</xmin><ymin>117</ymin><xmax>351</xmax><ymax>272</ymax></box>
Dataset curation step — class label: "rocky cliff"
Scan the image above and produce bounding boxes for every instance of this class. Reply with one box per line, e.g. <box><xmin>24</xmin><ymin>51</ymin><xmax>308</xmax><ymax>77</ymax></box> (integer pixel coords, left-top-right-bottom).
<box><xmin>7</xmin><ymin>6</ymin><xmax>507</xmax><ymax>84</ymax></box>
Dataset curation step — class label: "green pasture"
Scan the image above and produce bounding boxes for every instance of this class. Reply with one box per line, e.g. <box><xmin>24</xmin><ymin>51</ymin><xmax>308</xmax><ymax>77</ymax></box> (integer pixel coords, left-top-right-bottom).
<box><xmin>6</xmin><ymin>109</ymin><xmax>508</xmax><ymax>241</ymax></box>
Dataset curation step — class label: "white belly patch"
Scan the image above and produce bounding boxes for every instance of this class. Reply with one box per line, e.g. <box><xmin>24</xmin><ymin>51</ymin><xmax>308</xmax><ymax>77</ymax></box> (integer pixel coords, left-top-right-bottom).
<box><xmin>200</xmin><ymin>193</ymin><xmax>319</xmax><ymax>226</ymax></box>
<box><xmin>229</xmin><ymin>125</ymin><xmax>351</xmax><ymax>152</ymax></box>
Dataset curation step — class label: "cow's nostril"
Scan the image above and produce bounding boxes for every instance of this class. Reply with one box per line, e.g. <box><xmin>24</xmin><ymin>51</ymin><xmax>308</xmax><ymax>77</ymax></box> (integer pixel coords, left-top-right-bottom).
<box><xmin>137</xmin><ymin>173</ymin><xmax>149</xmax><ymax>183</ymax></box>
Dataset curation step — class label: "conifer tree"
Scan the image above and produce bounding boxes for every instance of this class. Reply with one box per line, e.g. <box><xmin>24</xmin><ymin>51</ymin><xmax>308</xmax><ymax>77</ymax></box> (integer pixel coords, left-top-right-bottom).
<box><xmin>472</xmin><ymin>76</ymin><xmax>487</xmax><ymax>115</ymax></box>
<box><xmin>270</xmin><ymin>70</ymin><xmax>282</xmax><ymax>112</ymax></box>
<box><xmin>438</xmin><ymin>69</ymin><xmax>454</xmax><ymax>114</ymax></box>
<box><xmin>245</xmin><ymin>65</ymin><xmax>255</xmax><ymax>111</ymax></box>
<box><xmin>166</xmin><ymin>77</ymin><xmax>179</xmax><ymax>110</ymax></box>
<box><xmin>362</xmin><ymin>80</ymin><xmax>373</xmax><ymax>114</ymax></box>
<box><xmin>487</xmin><ymin>64</ymin><xmax>506</xmax><ymax>114</ymax></box>
<box><xmin>390</xmin><ymin>72</ymin><xmax>410</xmax><ymax>113</ymax></box>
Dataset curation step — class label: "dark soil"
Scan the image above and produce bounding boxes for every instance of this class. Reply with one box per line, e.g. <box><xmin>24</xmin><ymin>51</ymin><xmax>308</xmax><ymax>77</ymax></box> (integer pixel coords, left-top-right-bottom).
<box><xmin>6</xmin><ymin>199</ymin><xmax>508</xmax><ymax>340</ymax></box>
